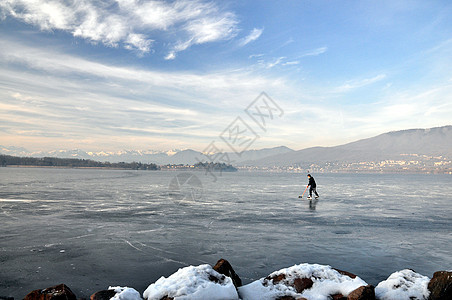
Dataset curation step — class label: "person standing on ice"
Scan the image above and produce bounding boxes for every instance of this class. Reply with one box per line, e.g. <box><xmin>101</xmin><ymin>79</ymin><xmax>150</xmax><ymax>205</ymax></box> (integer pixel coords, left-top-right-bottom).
<box><xmin>307</xmin><ymin>174</ymin><xmax>319</xmax><ymax>200</ymax></box>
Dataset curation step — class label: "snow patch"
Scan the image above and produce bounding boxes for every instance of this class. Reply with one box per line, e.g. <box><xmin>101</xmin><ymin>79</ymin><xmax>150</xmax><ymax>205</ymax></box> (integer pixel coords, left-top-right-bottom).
<box><xmin>375</xmin><ymin>269</ymin><xmax>430</xmax><ymax>300</ymax></box>
<box><xmin>143</xmin><ymin>264</ymin><xmax>238</xmax><ymax>300</ymax></box>
<box><xmin>108</xmin><ymin>286</ymin><xmax>142</xmax><ymax>300</ymax></box>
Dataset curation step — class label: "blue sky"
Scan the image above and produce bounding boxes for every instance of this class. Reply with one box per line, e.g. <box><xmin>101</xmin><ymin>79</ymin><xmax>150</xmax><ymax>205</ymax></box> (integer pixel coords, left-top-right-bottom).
<box><xmin>0</xmin><ymin>0</ymin><xmax>451</xmax><ymax>152</ymax></box>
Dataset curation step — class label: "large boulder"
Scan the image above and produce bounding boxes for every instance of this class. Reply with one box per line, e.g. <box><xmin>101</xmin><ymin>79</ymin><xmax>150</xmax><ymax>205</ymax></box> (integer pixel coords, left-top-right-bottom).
<box><xmin>375</xmin><ymin>269</ymin><xmax>430</xmax><ymax>300</ymax></box>
<box><xmin>213</xmin><ymin>259</ymin><xmax>242</xmax><ymax>289</ymax></box>
<box><xmin>90</xmin><ymin>290</ymin><xmax>116</xmax><ymax>300</ymax></box>
<box><xmin>347</xmin><ymin>285</ymin><xmax>375</xmax><ymax>300</ymax></box>
<box><xmin>24</xmin><ymin>284</ymin><xmax>76</xmax><ymax>300</ymax></box>
<box><xmin>238</xmin><ymin>263</ymin><xmax>367</xmax><ymax>300</ymax></box>
<box><xmin>428</xmin><ymin>271</ymin><xmax>452</xmax><ymax>300</ymax></box>
<box><xmin>143</xmin><ymin>264</ymin><xmax>239</xmax><ymax>300</ymax></box>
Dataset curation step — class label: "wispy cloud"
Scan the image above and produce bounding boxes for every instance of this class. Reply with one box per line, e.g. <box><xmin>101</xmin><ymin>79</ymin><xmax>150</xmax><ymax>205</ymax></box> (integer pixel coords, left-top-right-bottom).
<box><xmin>282</xmin><ymin>61</ymin><xmax>300</xmax><ymax>66</ymax></box>
<box><xmin>238</xmin><ymin>27</ymin><xmax>264</xmax><ymax>47</ymax></box>
<box><xmin>0</xmin><ymin>39</ymin><xmax>286</xmax><ymax>150</ymax></box>
<box><xmin>0</xmin><ymin>0</ymin><xmax>239</xmax><ymax>57</ymax></box>
<box><xmin>248</xmin><ymin>45</ymin><xmax>326</xmax><ymax>70</ymax></box>
<box><xmin>1</xmin><ymin>39</ymin><xmax>279</xmax><ymax>95</ymax></box>
<box><xmin>165</xmin><ymin>10</ymin><xmax>238</xmax><ymax>59</ymax></box>
<box><xmin>300</xmin><ymin>46</ymin><xmax>328</xmax><ymax>57</ymax></box>
<box><xmin>335</xmin><ymin>74</ymin><xmax>387</xmax><ymax>93</ymax></box>
<box><xmin>265</xmin><ymin>57</ymin><xmax>285</xmax><ymax>69</ymax></box>
<box><xmin>249</xmin><ymin>53</ymin><xmax>264</xmax><ymax>59</ymax></box>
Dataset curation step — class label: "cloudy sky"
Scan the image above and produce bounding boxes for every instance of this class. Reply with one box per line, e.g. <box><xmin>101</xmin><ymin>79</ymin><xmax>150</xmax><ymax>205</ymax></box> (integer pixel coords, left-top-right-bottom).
<box><xmin>0</xmin><ymin>0</ymin><xmax>451</xmax><ymax>152</ymax></box>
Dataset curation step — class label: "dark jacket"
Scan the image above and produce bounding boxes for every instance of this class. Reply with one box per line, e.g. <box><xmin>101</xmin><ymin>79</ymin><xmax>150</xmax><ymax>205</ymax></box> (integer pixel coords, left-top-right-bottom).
<box><xmin>308</xmin><ymin>176</ymin><xmax>316</xmax><ymax>188</ymax></box>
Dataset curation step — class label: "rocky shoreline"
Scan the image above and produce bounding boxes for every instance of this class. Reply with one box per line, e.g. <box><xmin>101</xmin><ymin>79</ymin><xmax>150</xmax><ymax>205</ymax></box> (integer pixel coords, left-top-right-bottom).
<box><xmin>4</xmin><ymin>259</ymin><xmax>451</xmax><ymax>300</ymax></box>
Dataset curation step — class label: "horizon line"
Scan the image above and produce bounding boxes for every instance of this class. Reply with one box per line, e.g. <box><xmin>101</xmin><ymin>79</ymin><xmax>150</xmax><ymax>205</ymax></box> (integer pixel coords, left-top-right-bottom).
<box><xmin>1</xmin><ymin>124</ymin><xmax>450</xmax><ymax>155</ymax></box>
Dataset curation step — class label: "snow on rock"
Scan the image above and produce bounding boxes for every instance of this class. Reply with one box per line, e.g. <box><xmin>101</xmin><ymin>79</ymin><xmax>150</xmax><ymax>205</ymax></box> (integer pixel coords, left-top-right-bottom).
<box><xmin>238</xmin><ymin>263</ymin><xmax>368</xmax><ymax>300</ymax></box>
<box><xmin>375</xmin><ymin>269</ymin><xmax>430</xmax><ymax>300</ymax></box>
<box><xmin>108</xmin><ymin>286</ymin><xmax>142</xmax><ymax>300</ymax></box>
<box><xmin>142</xmin><ymin>264</ymin><xmax>239</xmax><ymax>300</ymax></box>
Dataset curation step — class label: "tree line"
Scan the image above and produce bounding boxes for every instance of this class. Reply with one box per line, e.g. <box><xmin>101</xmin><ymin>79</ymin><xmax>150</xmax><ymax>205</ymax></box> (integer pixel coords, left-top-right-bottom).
<box><xmin>193</xmin><ymin>161</ymin><xmax>238</xmax><ymax>172</ymax></box>
<box><xmin>0</xmin><ymin>155</ymin><xmax>160</xmax><ymax>170</ymax></box>
<box><xmin>0</xmin><ymin>155</ymin><xmax>238</xmax><ymax>171</ymax></box>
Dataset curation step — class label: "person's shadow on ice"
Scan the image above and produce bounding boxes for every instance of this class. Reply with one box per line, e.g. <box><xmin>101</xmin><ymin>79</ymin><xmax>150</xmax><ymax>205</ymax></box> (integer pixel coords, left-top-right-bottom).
<box><xmin>309</xmin><ymin>198</ymin><xmax>319</xmax><ymax>211</ymax></box>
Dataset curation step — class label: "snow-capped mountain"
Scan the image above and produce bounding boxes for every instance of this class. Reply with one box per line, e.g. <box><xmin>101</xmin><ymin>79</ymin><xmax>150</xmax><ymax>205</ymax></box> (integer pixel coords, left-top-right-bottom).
<box><xmin>0</xmin><ymin>146</ymin><xmax>294</xmax><ymax>165</ymax></box>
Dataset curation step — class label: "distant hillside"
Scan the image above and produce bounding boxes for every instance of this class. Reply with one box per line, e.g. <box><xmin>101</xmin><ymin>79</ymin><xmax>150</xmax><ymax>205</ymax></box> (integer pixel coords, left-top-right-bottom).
<box><xmin>246</xmin><ymin>125</ymin><xmax>452</xmax><ymax>167</ymax></box>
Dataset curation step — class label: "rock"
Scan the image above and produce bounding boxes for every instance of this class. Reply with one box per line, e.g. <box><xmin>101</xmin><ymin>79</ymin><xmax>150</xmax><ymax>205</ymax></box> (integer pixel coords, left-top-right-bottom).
<box><xmin>208</xmin><ymin>274</ymin><xmax>226</xmax><ymax>283</ymax></box>
<box><xmin>239</xmin><ymin>263</ymin><xmax>368</xmax><ymax>300</ymax></box>
<box><xmin>265</xmin><ymin>273</ymin><xmax>286</xmax><ymax>284</ymax></box>
<box><xmin>347</xmin><ymin>285</ymin><xmax>375</xmax><ymax>300</ymax></box>
<box><xmin>143</xmin><ymin>264</ymin><xmax>238</xmax><ymax>300</ymax></box>
<box><xmin>266</xmin><ymin>272</ymin><xmax>313</xmax><ymax>294</ymax></box>
<box><xmin>24</xmin><ymin>284</ymin><xmax>76</xmax><ymax>300</ymax></box>
<box><xmin>375</xmin><ymin>269</ymin><xmax>430</xmax><ymax>300</ymax></box>
<box><xmin>213</xmin><ymin>258</ymin><xmax>242</xmax><ymax>288</ymax></box>
<box><xmin>275</xmin><ymin>297</ymin><xmax>296</xmax><ymax>300</ymax></box>
<box><xmin>428</xmin><ymin>271</ymin><xmax>452</xmax><ymax>300</ymax></box>
<box><xmin>331</xmin><ymin>294</ymin><xmax>346</xmax><ymax>300</ymax></box>
<box><xmin>158</xmin><ymin>297</ymin><xmax>173</xmax><ymax>300</ymax></box>
<box><xmin>264</xmin><ymin>271</ymin><xmax>313</xmax><ymax>296</ymax></box>
<box><xmin>90</xmin><ymin>290</ymin><xmax>116</xmax><ymax>300</ymax></box>
<box><xmin>293</xmin><ymin>278</ymin><xmax>313</xmax><ymax>293</ymax></box>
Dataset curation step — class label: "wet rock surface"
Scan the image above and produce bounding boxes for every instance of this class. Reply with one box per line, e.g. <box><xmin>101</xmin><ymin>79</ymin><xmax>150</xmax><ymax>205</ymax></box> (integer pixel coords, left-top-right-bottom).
<box><xmin>24</xmin><ymin>284</ymin><xmax>76</xmax><ymax>300</ymax></box>
<box><xmin>89</xmin><ymin>290</ymin><xmax>116</xmax><ymax>300</ymax></box>
<box><xmin>428</xmin><ymin>271</ymin><xmax>452</xmax><ymax>300</ymax></box>
<box><xmin>213</xmin><ymin>258</ymin><xmax>242</xmax><ymax>289</ymax></box>
<box><xmin>347</xmin><ymin>285</ymin><xmax>375</xmax><ymax>300</ymax></box>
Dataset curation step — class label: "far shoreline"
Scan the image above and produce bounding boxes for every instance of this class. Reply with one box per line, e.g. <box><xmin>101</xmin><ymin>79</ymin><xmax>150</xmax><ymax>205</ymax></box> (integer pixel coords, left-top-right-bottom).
<box><xmin>1</xmin><ymin>165</ymin><xmax>451</xmax><ymax>175</ymax></box>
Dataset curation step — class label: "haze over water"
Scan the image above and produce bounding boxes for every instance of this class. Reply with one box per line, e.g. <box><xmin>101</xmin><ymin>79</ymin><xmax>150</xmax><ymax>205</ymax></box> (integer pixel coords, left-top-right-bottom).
<box><xmin>0</xmin><ymin>168</ymin><xmax>450</xmax><ymax>299</ymax></box>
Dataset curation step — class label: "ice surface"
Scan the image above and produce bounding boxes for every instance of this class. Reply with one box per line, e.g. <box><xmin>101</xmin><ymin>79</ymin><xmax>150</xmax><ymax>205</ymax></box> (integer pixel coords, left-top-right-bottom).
<box><xmin>142</xmin><ymin>264</ymin><xmax>238</xmax><ymax>300</ymax></box>
<box><xmin>1</xmin><ymin>169</ymin><xmax>451</xmax><ymax>299</ymax></box>
<box><xmin>375</xmin><ymin>269</ymin><xmax>430</xmax><ymax>300</ymax></box>
<box><xmin>238</xmin><ymin>263</ymin><xmax>368</xmax><ymax>300</ymax></box>
<box><xmin>108</xmin><ymin>286</ymin><xmax>142</xmax><ymax>300</ymax></box>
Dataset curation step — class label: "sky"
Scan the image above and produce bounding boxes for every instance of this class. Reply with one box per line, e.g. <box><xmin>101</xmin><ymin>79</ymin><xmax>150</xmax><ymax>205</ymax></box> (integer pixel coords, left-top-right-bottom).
<box><xmin>0</xmin><ymin>0</ymin><xmax>451</xmax><ymax>153</ymax></box>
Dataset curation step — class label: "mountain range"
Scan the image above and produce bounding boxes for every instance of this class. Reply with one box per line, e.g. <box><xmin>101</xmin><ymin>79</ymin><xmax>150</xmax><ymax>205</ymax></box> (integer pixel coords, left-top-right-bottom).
<box><xmin>0</xmin><ymin>145</ymin><xmax>294</xmax><ymax>165</ymax></box>
<box><xmin>246</xmin><ymin>125</ymin><xmax>452</xmax><ymax>167</ymax></box>
<box><xmin>1</xmin><ymin>125</ymin><xmax>451</xmax><ymax>167</ymax></box>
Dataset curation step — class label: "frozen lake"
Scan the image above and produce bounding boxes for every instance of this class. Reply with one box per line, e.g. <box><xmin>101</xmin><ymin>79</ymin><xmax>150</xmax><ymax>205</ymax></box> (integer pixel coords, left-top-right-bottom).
<box><xmin>0</xmin><ymin>168</ymin><xmax>451</xmax><ymax>299</ymax></box>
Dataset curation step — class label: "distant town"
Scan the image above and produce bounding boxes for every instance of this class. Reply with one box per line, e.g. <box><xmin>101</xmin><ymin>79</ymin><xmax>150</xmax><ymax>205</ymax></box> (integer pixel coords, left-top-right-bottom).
<box><xmin>239</xmin><ymin>154</ymin><xmax>452</xmax><ymax>174</ymax></box>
